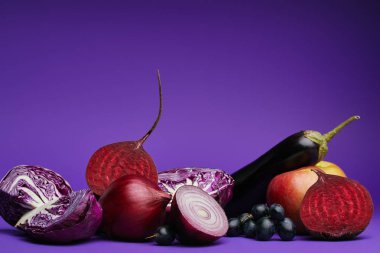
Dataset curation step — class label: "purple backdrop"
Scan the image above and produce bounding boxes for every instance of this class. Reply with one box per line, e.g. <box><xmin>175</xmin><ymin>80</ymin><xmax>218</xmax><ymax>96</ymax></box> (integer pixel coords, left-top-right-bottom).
<box><xmin>1</xmin><ymin>1</ymin><xmax>379</xmax><ymax>252</ymax></box>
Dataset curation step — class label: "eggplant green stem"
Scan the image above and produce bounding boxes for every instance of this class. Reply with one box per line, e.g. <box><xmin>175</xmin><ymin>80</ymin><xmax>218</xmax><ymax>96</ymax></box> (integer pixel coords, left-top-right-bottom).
<box><xmin>323</xmin><ymin>115</ymin><xmax>360</xmax><ymax>142</ymax></box>
<box><xmin>137</xmin><ymin>69</ymin><xmax>162</xmax><ymax>148</ymax></box>
<box><xmin>304</xmin><ymin>115</ymin><xmax>360</xmax><ymax>161</ymax></box>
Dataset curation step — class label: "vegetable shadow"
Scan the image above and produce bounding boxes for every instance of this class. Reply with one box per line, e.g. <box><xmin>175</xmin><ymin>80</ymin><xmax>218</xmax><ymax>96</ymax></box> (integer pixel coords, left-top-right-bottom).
<box><xmin>20</xmin><ymin>236</ymin><xmax>105</xmax><ymax>246</ymax></box>
<box><xmin>0</xmin><ymin>228</ymin><xmax>104</xmax><ymax>246</ymax></box>
<box><xmin>303</xmin><ymin>235</ymin><xmax>370</xmax><ymax>242</ymax></box>
<box><xmin>170</xmin><ymin>240</ymin><xmax>224</xmax><ymax>248</ymax></box>
<box><xmin>0</xmin><ymin>228</ymin><xmax>25</xmax><ymax>238</ymax></box>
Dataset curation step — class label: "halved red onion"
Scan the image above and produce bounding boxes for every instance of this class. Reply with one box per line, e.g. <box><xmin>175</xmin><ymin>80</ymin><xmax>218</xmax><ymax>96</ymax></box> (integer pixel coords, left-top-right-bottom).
<box><xmin>169</xmin><ymin>185</ymin><xmax>228</xmax><ymax>244</ymax></box>
<box><xmin>158</xmin><ymin>168</ymin><xmax>234</xmax><ymax>213</ymax></box>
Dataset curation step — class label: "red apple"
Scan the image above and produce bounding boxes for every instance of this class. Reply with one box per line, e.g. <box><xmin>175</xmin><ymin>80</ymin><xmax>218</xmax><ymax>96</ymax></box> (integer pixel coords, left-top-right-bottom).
<box><xmin>266</xmin><ymin>161</ymin><xmax>346</xmax><ymax>234</ymax></box>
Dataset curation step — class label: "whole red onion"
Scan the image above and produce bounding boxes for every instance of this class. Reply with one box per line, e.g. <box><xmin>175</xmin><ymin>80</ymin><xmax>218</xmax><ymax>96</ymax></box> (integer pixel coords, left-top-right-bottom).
<box><xmin>99</xmin><ymin>175</ymin><xmax>171</xmax><ymax>241</ymax></box>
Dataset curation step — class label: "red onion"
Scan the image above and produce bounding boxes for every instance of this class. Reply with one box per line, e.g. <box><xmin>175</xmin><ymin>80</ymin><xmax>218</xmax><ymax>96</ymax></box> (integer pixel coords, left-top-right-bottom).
<box><xmin>158</xmin><ymin>167</ymin><xmax>234</xmax><ymax>213</ymax></box>
<box><xmin>169</xmin><ymin>185</ymin><xmax>228</xmax><ymax>244</ymax></box>
<box><xmin>99</xmin><ymin>175</ymin><xmax>171</xmax><ymax>241</ymax></box>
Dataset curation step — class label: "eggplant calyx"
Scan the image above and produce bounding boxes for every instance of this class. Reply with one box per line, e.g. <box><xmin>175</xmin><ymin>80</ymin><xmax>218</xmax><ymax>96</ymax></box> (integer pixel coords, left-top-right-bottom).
<box><xmin>304</xmin><ymin>131</ymin><xmax>328</xmax><ymax>161</ymax></box>
<box><xmin>304</xmin><ymin>115</ymin><xmax>360</xmax><ymax>162</ymax></box>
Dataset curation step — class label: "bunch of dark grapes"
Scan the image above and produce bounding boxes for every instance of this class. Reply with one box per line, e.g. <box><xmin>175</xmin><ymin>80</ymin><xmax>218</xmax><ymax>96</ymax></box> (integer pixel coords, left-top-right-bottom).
<box><xmin>227</xmin><ymin>203</ymin><xmax>296</xmax><ymax>241</ymax></box>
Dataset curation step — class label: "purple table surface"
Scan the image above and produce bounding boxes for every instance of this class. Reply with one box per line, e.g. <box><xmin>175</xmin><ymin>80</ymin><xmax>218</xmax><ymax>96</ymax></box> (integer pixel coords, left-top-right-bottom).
<box><xmin>1</xmin><ymin>0</ymin><xmax>379</xmax><ymax>252</ymax></box>
<box><xmin>0</xmin><ymin>215</ymin><xmax>379</xmax><ymax>253</ymax></box>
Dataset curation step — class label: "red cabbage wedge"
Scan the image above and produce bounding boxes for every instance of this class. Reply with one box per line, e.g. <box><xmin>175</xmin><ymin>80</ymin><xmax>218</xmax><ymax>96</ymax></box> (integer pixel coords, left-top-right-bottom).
<box><xmin>0</xmin><ymin>165</ymin><xmax>72</xmax><ymax>226</ymax></box>
<box><xmin>16</xmin><ymin>189</ymin><xmax>102</xmax><ymax>243</ymax></box>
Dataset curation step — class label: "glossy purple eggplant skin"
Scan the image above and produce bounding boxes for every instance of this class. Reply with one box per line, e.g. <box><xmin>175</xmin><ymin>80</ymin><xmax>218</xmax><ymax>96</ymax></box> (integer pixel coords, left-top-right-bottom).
<box><xmin>225</xmin><ymin>132</ymin><xmax>320</xmax><ymax>217</ymax></box>
<box><xmin>224</xmin><ymin>116</ymin><xmax>360</xmax><ymax>217</ymax></box>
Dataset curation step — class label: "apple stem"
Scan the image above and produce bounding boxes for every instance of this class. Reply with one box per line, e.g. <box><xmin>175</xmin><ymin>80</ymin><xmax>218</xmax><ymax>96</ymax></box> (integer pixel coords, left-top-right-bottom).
<box><xmin>323</xmin><ymin>115</ymin><xmax>360</xmax><ymax>142</ymax></box>
<box><xmin>137</xmin><ymin>69</ymin><xmax>163</xmax><ymax>148</ymax></box>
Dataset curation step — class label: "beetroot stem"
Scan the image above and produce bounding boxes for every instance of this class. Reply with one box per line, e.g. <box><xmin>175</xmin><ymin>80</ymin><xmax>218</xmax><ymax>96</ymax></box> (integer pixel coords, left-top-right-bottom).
<box><xmin>137</xmin><ymin>69</ymin><xmax>163</xmax><ymax>147</ymax></box>
<box><xmin>310</xmin><ymin>168</ymin><xmax>326</xmax><ymax>182</ymax></box>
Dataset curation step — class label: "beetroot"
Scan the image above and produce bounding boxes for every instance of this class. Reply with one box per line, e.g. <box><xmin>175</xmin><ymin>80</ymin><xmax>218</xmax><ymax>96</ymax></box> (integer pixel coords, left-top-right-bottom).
<box><xmin>169</xmin><ymin>185</ymin><xmax>228</xmax><ymax>244</ymax></box>
<box><xmin>300</xmin><ymin>170</ymin><xmax>373</xmax><ymax>240</ymax></box>
<box><xmin>86</xmin><ymin>71</ymin><xmax>162</xmax><ymax>196</ymax></box>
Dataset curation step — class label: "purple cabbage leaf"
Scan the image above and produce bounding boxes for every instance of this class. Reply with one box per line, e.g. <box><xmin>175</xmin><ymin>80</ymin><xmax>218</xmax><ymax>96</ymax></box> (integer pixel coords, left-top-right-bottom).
<box><xmin>16</xmin><ymin>189</ymin><xmax>102</xmax><ymax>243</ymax></box>
<box><xmin>158</xmin><ymin>167</ymin><xmax>234</xmax><ymax>208</ymax></box>
<box><xmin>0</xmin><ymin>165</ymin><xmax>72</xmax><ymax>226</ymax></box>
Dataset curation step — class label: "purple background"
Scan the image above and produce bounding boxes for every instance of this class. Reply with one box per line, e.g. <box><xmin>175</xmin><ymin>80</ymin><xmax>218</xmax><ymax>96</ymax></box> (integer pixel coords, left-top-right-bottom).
<box><xmin>1</xmin><ymin>0</ymin><xmax>379</xmax><ymax>252</ymax></box>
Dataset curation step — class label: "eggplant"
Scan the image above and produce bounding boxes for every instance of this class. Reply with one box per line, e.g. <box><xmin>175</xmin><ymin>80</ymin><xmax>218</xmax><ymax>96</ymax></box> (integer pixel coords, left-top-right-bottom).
<box><xmin>224</xmin><ymin>116</ymin><xmax>360</xmax><ymax>217</ymax></box>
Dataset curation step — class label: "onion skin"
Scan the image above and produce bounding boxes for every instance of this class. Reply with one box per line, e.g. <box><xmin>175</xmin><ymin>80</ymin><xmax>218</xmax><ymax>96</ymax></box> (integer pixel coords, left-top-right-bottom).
<box><xmin>169</xmin><ymin>185</ymin><xmax>228</xmax><ymax>245</ymax></box>
<box><xmin>99</xmin><ymin>175</ymin><xmax>171</xmax><ymax>241</ymax></box>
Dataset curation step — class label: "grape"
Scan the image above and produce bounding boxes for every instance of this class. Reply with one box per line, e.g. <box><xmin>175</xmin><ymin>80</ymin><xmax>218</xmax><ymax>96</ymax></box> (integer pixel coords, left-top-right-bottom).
<box><xmin>277</xmin><ymin>217</ymin><xmax>296</xmax><ymax>241</ymax></box>
<box><xmin>251</xmin><ymin>204</ymin><xmax>269</xmax><ymax>220</ymax></box>
<box><xmin>255</xmin><ymin>217</ymin><xmax>275</xmax><ymax>241</ymax></box>
<box><xmin>269</xmin><ymin>203</ymin><xmax>285</xmax><ymax>221</ymax></box>
<box><xmin>154</xmin><ymin>225</ymin><xmax>175</xmax><ymax>245</ymax></box>
<box><xmin>243</xmin><ymin>219</ymin><xmax>256</xmax><ymax>238</ymax></box>
<box><xmin>227</xmin><ymin>218</ymin><xmax>242</xmax><ymax>237</ymax></box>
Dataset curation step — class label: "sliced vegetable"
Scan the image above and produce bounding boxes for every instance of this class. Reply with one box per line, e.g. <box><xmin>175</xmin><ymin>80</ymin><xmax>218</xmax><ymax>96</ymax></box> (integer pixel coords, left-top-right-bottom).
<box><xmin>169</xmin><ymin>185</ymin><xmax>228</xmax><ymax>244</ymax></box>
<box><xmin>0</xmin><ymin>165</ymin><xmax>72</xmax><ymax>226</ymax></box>
<box><xmin>158</xmin><ymin>167</ymin><xmax>234</xmax><ymax>211</ymax></box>
<box><xmin>225</xmin><ymin>116</ymin><xmax>360</xmax><ymax>217</ymax></box>
<box><xmin>300</xmin><ymin>170</ymin><xmax>373</xmax><ymax>240</ymax></box>
<box><xmin>16</xmin><ymin>189</ymin><xmax>102</xmax><ymax>243</ymax></box>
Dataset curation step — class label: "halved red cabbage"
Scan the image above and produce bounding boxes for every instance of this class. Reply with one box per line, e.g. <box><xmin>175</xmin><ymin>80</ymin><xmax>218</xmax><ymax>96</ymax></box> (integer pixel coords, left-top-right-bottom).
<box><xmin>16</xmin><ymin>189</ymin><xmax>102</xmax><ymax>243</ymax></box>
<box><xmin>158</xmin><ymin>168</ymin><xmax>234</xmax><ymax>209</ymax></box>
<box><xmin>0</xmin><ymin>165</ymin><xmax>72</xmax><ymax>226</ymax></box>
